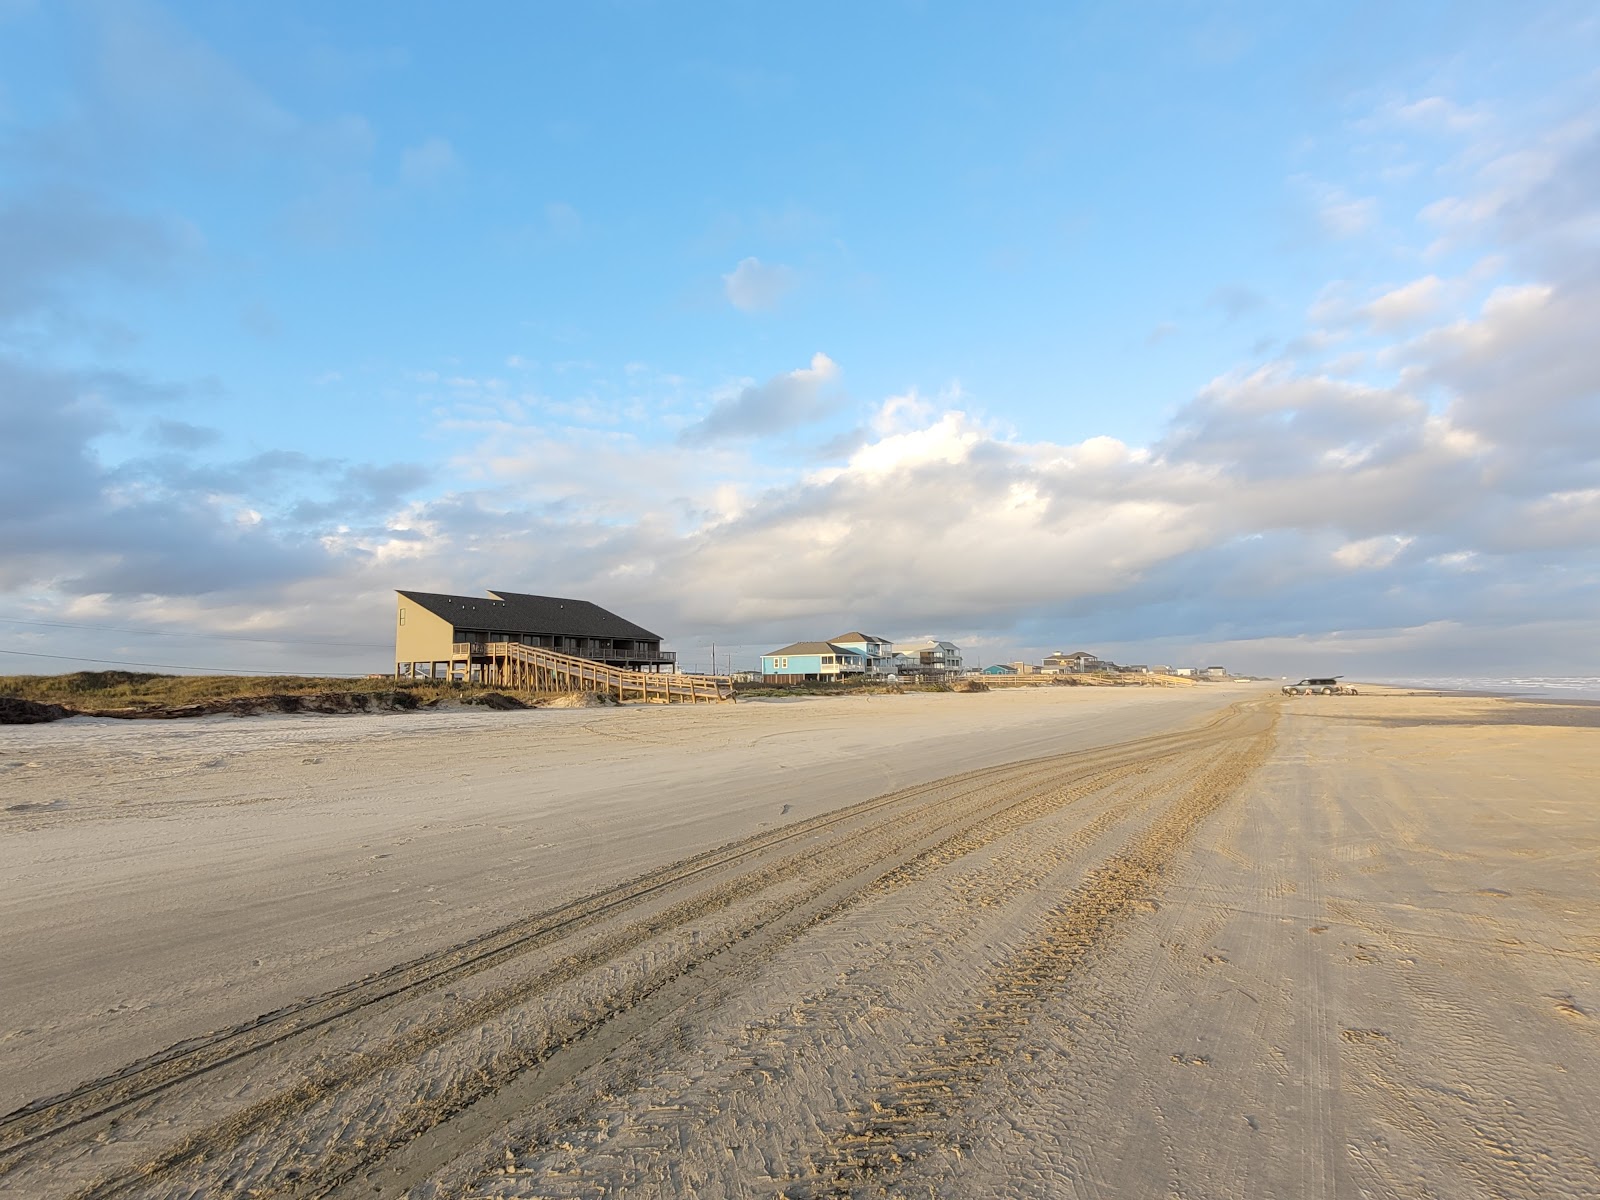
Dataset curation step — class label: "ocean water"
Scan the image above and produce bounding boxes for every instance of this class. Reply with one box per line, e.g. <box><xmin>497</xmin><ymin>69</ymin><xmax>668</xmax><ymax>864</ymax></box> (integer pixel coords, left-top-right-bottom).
<box><xmin>1375</xmin><ymin>676</ymin><xmax>1600</xmax><ymax>700</ymax></box>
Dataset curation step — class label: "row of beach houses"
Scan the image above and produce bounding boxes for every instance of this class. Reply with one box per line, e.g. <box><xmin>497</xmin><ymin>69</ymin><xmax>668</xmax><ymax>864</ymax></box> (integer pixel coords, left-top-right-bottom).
<box><xmin>388</xmin><ymin>589</ymin><xmax>1229</xmax><ymax>690</ymax></box>
<box><xmin>759</xmin><ymin>634</ymin><xmax>1229</xmax><ymax>684</ymax></box>
<box><xmin>983</xmin><ymin>657</ymin><xmax>1230</xmax><ymax>679</ymax></box>
<box><xmin>759</xmin><ymin>633</ymin><xmax>963</xmax><ymax>684</ymax></box>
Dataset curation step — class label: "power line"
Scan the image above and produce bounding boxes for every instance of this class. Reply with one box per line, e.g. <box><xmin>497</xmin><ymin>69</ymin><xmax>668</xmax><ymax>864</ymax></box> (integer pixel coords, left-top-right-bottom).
<box><xmin>0</xmin><ymin>616</ymin><xmax>389</xmax><ymax>649</ymax></box>
<box><xmin>0</xmin><ymin>648</ymin><xmax>371</xmax><ymax>676</ymax></box>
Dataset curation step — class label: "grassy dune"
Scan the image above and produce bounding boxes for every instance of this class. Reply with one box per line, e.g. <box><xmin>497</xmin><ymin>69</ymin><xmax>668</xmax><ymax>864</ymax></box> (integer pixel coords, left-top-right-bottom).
<box><xmin>0</xmin><ymin>671</ymin><xmax>464</xmax><ymax>709</ymax></box>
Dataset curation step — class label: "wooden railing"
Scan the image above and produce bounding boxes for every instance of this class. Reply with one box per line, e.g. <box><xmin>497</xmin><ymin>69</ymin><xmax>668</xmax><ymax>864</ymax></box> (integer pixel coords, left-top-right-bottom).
<box><xmin>452</xmin><ymin>641</ymin><xmax>675</xmax><ymax>665</ymax></box>
<box><xmin>621</xmin><ymin>649</ymin><xmax>678</xmax><ymax>664</ymax></box>
<box><xmin>485</xmin><ymin>642</ymin><xmax>732</xmax><ymax>703</ymax></box>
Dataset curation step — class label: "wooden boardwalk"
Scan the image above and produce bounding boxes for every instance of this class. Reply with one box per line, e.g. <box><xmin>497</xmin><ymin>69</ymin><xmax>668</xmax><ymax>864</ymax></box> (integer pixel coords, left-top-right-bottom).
<box><xmin>487</xmin><ymin>641</ymin><xmax>733</xmax><ymax>703</ymax></box>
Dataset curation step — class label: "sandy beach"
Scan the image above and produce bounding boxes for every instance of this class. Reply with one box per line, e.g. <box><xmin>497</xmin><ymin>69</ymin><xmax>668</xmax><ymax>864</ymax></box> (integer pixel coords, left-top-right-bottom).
<box><xmin>2</xmin><ymin>684</ymin><xmax>1597</xmax><ymax>1198</ymax></box>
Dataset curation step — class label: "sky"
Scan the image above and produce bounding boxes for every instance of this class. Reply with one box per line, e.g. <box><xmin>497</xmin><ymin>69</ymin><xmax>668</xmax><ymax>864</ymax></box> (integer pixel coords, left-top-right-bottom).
<box><xmin>1</xmin><ymin>1</ymin><xmax>1598</xmax><ymax>679</ymax></box>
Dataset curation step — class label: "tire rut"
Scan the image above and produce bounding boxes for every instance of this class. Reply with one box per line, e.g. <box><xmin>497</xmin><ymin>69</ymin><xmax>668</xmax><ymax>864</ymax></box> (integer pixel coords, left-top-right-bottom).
<box><xmin>3</xmin><ymin>704</ymin><xmax>1265</xmax><ymax>1200</ymax></box>
<box><xmin>439</xmin><ymin>736</ymin><xmax>1220</xmax><ymax>1199</ymax></box>
<box><xmin>796</xmin><ymin>705</ymin><xmax>1276</xmax><ymax>1198</ymax></box>
<box><xmin>2</xmin><ymin>731</ymin><xmax>1188</xmax><ymax>1159</ymax></box>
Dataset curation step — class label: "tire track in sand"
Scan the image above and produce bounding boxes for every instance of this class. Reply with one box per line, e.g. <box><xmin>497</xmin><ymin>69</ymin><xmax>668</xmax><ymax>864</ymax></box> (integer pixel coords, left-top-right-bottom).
<box><xmin>443</xmin><ymin>744</ymin><xmax>1211</xmax><ymax>1198</ymax></box>
<box><xmin>1</xmin><ymin>723</ymin><xmax>1213</xmax><ymax>1159</ymax></box>
<box><xmin>794</xmin><ymin>706</ymin><xmax>1275</xmax><ymax>1198</ymax></box>
<box><xmin>3</xmin><ymin>706</ymin><xmax>1262</xmax><ymax>1200</ymax></box>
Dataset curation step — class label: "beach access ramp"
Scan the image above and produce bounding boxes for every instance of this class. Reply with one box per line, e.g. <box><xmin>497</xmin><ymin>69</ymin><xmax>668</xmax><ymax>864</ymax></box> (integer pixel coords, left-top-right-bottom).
<box><xmin>484</xmin><ymin>640</ymin><xmax>733</xmax><ymax>703</ymax></box>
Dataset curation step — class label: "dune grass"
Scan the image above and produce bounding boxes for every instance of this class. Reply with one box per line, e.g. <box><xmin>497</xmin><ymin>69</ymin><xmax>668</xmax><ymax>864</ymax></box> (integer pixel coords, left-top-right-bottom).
<box><xmin>0</xmin><ymin>671</ymin><xmax>473</xmax><ymax>708</ymax></box>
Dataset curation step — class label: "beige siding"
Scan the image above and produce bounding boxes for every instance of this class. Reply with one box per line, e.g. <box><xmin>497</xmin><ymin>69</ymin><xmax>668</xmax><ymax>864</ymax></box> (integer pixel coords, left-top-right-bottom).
<box><xmin>394</xmin><ymin>596</ymin><xmax>455</xmax><ymax>665</ymax></box>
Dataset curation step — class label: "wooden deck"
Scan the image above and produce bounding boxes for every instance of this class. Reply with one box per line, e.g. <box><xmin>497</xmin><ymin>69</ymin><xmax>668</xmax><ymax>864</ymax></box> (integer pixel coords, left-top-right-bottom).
<box><xmin>486</xmin><ymin>642</ymin><xmax>733</xmax><ymax>703</ymax></box>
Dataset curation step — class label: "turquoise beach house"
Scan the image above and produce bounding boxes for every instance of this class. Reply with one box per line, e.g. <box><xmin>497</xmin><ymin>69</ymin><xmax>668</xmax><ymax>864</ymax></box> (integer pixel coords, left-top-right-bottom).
<box><xmin>760</xmin><ymin>641</ymin><xmax>870</xmax><ymax>683</ymax></box>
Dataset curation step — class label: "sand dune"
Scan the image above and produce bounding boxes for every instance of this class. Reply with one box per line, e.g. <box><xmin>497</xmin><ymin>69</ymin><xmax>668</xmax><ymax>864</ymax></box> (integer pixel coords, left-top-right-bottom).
<box><xmin>1</xmin><ymin>685</ymin><xmax>1596</xmax><ymax>1198</ymax></box>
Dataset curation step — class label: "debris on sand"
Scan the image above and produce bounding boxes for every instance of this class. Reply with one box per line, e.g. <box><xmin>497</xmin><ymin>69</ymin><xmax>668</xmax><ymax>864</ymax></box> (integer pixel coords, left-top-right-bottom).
<box><xmin>462</xmin><ymin>692</ymin><xmax>530</xmax><ymax>710</ymax></box>
<box><xmin>0</xmin><ymin>697</ymin><xmax>75</xmax><ymax>724</ymax></box>
<box><xmin>0</xmin><ymin>684</ymin><xmax>629</xmax><ymax>722</ymax></box>
<box><xmin>6</xmin><ymin>691</ymin><xmax>434</xmax><ymax>722</ymax></box>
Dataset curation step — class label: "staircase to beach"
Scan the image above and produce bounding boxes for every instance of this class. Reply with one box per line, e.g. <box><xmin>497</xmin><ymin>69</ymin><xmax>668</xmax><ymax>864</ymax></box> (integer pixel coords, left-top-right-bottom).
<box><xmin>488</xmin><ymin>641</ymin><xmax>734</xmax><ymax>703</ymax></box>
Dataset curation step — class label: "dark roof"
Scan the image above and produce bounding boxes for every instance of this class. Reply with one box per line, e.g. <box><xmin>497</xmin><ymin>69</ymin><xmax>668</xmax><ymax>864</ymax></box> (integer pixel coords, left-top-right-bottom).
<box><xmin>830</xmin><ymin>631</ymin><xmax>890</xmax><ymax>644</ymax></box>
<box><xmin>397</xmin><ymin>589</ymin><xmax>660</xmax><ymax>641</ymax></box>
<box><xmin>764</xmin><ymin>641</ymin><xmax>861</xmax><ymax>657</ymax></box>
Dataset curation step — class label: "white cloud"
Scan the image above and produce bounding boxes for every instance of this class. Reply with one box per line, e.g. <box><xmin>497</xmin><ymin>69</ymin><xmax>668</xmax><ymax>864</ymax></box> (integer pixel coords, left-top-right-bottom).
<box><xmin>1296</xmin><ymin>178</ymin><xmax>1378</xmax><ymax>238</ymax></box>
<box><xmin>365</xmin><ymin>276</ymin><xmax>1593</xmax><ymax>661</ymax></box>
<box><xmin>1390</xmin><ymin>96</ymin><xmax>1484</xmax><ymax>133</ymax></box>
<box><xmin>1332</xmin><ymin>534</ymin><xmax>1413</xmax><ymax>570</ymax></box>
<box><xmin>722</xmin><ymin>256</ymin><xmax>795</xmax><ymax>311</ymax></box>
<box><xmin>821</xmin><ymin>407</ymin><xmax>983</xmax><ymax>482</ymax></box>
<box><xmin>1420</xmin><ymin>192</ymin><xmax>1497</xmax><ymax>232</ymax></box>
<box><xmin>1362</xmin><ymin>275</ymin><xmax>1446</xmax><ymax>330</ymax></box>
<box><xmin>544</xmin><ymin>201</ymin><xmax>582</xmax><ymax>239</ymax></box>
<box><xmin>1415</xmin><ymin>114</ymin><xmax>1600</xmax><ymax>253</ymax></box>
<box><xmin>679</xmin><ymin>352</ymin><xmax>840</xmax><ymax>444</ymax></box>
<box><xmin>1319</xmin><ymin>189</ymin><xmax>1377</xmax><ymax>237</ymax></box>
<box><xmin>10</xmin><ymin>266</ymin><xmax>1597</xmax><ymax>675</ymax></box>
<box><xmin>400</xmin><ymin>136</ymin><xmax>458</xmax><ymax>185</ymax></box>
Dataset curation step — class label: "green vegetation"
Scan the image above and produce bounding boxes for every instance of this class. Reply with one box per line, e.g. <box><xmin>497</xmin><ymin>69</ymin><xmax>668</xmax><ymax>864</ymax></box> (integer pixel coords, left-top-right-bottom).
<box><xmin>0</xmin><ymin>671</ymin><xmax>476</xmax><ymax>709</ymax></box>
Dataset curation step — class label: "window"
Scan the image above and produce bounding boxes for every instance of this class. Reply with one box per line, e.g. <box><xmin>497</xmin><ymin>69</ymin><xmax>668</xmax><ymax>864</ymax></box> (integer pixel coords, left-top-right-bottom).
<box><xmin>398</xmin><ymin>608</ymin><xmax>406</xmax><ymax>626</ymax></box>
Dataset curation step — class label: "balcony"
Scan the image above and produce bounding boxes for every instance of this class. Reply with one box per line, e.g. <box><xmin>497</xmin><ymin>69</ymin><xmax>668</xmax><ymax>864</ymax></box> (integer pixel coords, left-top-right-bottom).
<box><xmin>468</xmin><ymin>641</ymin><xmax>677</xmax><ymax>665</ymax></box>
<box><xmin>614</xmin><ymin>649</ymin><xmax>676</xmax><ymax>664</ymax></box>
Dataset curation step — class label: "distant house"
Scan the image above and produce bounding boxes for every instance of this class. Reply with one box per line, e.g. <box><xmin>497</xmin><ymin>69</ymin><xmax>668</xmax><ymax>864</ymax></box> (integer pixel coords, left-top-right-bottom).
<box><xmin>1203</xmin><ymin>665</ymin><xmax>1229</xmax><ymax>679</ymax></box>
<box><xmin>1148</xmin><ymin>664</ymin><xmax>1173</xmax><ymax>675</ymax></box>
<box><xmin>893</xmin><ymin>640</ymin><xmax>964</xmax><ymax>677</ymax></box>
<box><xmin>1173</xmin><ymin>667</ymin><xmax>1196</xmax><ymax>677</ymax></box>
<box><xmin>760</xmin><ymin>642</ymin><xmax>869</xmax><ymax>684</ymax></box>
<box><xmin>829</xmin><ymin>632</ymin><xmax>897</xmax><ymax>675</ymax></box>
<box><xmin>1044</xmin><ymin>650</ymin><xmax>1116</xmax><ymax>673</ymax></box>
<box><xmin>980</xmin><ymin>663</ymin><xmax>1017</xmax><ymax>676</ymax></box>
<box><xmin>1010</xmin><ymin>661</ymin><xmax>1040</xmax><ymax>675</ymax></box>
<box><xmin>395</xmin><ymin>589</ymin><xmax>672</xmax><ymax>682</ymax></box>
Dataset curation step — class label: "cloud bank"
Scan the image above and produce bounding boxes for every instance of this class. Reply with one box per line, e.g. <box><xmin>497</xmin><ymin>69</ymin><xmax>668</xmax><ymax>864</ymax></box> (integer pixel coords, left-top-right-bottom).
<box><xmin>3</xmin><ymin>261</ymin><xmax>1595</xmax><ymax>676</ymax></box>
<box><xmin>0</xmin><ymin>7</ymin><xmax>1595</xmax><ymax>682</ymax></box>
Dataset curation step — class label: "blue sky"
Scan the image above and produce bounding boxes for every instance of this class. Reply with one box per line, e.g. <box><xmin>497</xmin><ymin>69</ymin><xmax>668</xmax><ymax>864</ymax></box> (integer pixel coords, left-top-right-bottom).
<box><xmin>2</xmin><ymin>1</ymin><xmax>1598</xmax><ymax>677</ymax></box>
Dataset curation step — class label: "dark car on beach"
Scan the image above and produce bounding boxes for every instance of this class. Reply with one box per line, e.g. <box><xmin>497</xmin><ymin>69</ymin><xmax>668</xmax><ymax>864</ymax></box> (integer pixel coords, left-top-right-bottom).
<box><xmin>1282</xmin><ymin>677</ymin><xmax>1358</xmax><ymax>695</ymax></box>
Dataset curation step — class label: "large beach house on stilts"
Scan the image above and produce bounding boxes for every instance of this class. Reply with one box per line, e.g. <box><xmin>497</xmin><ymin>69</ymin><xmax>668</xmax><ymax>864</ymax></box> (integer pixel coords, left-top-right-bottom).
<box><xmin>394</xmin><ymin>589</ymin><xmax>731</xmax><ymax>702</ymax></box>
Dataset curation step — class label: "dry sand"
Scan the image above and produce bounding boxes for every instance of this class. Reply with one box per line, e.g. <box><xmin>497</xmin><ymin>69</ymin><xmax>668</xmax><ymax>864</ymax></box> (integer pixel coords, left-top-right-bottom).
<box><xmin>1</xmin><ymin>684</ymin><xmax>1596</xmax><ymax>1198</ymax></box>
